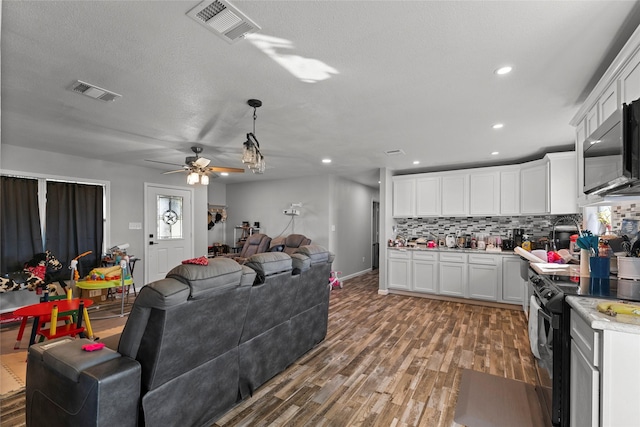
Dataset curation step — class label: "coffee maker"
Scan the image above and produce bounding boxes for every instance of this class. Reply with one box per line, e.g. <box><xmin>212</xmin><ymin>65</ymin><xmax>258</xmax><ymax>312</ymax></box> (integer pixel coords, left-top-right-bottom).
<box><xmin>513</xmin><ymin>228</ymin><xmax>525</xmax><ymax>247</ymax></box>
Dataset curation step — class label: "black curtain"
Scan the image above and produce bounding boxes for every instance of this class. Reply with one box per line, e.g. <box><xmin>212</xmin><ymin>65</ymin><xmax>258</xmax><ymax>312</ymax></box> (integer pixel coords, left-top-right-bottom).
<box><xmin>0</xmin><ymin>176</ymin><xmax>43</xmax><ymax>272</ymax></box>
<box><xmin>45</xmin><ymin>181</ymin><xmax>104</xmax><ymax>275</ymax></box>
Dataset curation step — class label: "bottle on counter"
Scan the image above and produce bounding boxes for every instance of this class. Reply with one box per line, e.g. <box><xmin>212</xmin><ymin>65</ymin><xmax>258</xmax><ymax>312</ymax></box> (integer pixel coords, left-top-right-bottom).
<box><xmin>522</xmin><ymin>235</ymin><xmax>532</xmax><ymax>251</ymax></box>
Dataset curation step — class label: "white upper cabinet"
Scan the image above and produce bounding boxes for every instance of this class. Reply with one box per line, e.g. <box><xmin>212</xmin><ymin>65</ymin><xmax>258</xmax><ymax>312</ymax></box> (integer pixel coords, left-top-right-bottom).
<box><xmin>598</xmin><ymin>80</ymin><xmax>619</xmax><ymax>123</ymax></box>
<box><xmin>500</xmin><ymin>166</ymin><xmax>521</xmax><ymax>215</ymax></box>
<box><xmin>392</xmin><ymin>176</ymin><xmax>415</xmax><ymax>217</ymax></box>
<box><xmin>520</xmin><ymin>161</ymin><xmax>549</xmax><ymax>215</ymax></box>
<box><xmin>586</xmin><ymin>104</ymin><xmax>599</xmax><ymax>137</ymax></box>
<box><xmin>547</xmin><ymin>152</ymin><xmax>578</xmax><ymax>214</ymax></box>
<box><xmin>441</xmin><ymin>173</ymin><xmax>469</xmax><ymax>216</ymax></box>
<box><xmin>470</xmin><ymin>170</ymin><xmax>500</xmax><ymax>216</ymax></box>
<box><xmin>416</xmin><ymin>176</ymin><xmax>441</xmax><ymax>216</ymax></box>
<box><xmin>621</xmin><ymin>53</ymin><xmax>640</xmax><ymax>104</ymax></box>
<box><xmin>571</xmin><ymin>24</ymin><xmax>640</xmax><ymax>205</ymax></box>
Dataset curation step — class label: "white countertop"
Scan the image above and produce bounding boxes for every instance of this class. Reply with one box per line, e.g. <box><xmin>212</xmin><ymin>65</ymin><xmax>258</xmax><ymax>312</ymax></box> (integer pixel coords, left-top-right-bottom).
<box><xmin>387</xmin><ymin>247</ymin><xmax>518</xmax><ymax>256</ymax></box>
<box><xmin>566</xmin><ymin>296</ymin><xmax>640</xmax><ymax>335</ymax></box>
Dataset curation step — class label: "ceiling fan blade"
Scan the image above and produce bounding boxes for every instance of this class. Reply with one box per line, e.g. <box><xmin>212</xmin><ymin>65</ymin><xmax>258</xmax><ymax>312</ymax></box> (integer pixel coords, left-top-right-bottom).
<box><xmin>162</xmin><ymin>169</ymin><xmax>188</xmax><ymax>175</ymax></box>
<box><xmin>194</xmin><ymin>157</ymin><xmax>211</xmax><ymax>168</ymax></box>
<box><xmin>145</xmin><ymin>159</ymin><xmax>185</xmax><ymax>167</ymax></box>
<box><xmin>207</xmin><ymin>166</ymin><xmax>245</xmax><ymax>173</ymax></box>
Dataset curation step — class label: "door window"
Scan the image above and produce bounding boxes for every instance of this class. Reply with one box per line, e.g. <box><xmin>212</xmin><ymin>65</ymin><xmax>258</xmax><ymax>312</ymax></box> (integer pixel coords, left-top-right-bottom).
<box><xmin>157</xmin><ymin>195</ymin><xmax>183</xmax><ymax>240</ymax></box>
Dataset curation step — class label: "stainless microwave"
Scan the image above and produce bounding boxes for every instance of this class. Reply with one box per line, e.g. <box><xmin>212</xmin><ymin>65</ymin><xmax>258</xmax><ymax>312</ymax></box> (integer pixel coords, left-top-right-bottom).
<box><xmin>583</xmin><ymin>99</ymin><xmax>640</xmax><ymax>195</ymax></box>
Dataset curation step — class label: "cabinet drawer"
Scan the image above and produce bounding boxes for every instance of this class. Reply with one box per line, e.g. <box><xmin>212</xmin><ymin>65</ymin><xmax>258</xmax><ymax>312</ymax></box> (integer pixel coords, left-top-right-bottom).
<box><xmin>440</xmin><ymin>252</ymin><xmax>467</xmax><ymax>263</ymax></box>
<box><xmin>413</xmin><ymin>251</ymin><xmax>438</xmax><ymax>261</ymax></box>
<box><xmin>468</xmin><ymin>254</ymin><xmax>499</xmax><ymax>266</ymax></box>
<box><xmin>388</xmin><ymin>250</ymin><xmax>411</xmax><ymax>260</ymax></box>
<box><xmin>571</xmin><ymin>309</ymin><xmax>599</xmax><ymax>368</ymax></box>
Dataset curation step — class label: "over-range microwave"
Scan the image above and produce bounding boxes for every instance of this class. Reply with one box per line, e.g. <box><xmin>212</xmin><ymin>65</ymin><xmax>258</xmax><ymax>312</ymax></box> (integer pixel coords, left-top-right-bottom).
<box><xmin>583</xmin><ymin>98</ymin><xmax>640</xmax><ymax>195</ymax></box>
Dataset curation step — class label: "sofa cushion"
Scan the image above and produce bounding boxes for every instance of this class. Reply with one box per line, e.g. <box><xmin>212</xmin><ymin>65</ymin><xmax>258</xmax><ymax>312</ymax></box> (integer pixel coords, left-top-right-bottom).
<box><xmin>245</xmin><ymin>252</ymin><xmax>292</xmax><ymax>282</ymax></box>
<box><xmin>291</xmin><ymin>253</ymin><xmax>311</xmax><ymax>274</ymax></box>
<box><xmin>295</xmin><ymin>245</ymin><xmax>331</xmax><ymax>264</ymax></box>
<box><xmin>167</xmin><ymin>258</ymin><xmax>248</xmax><ymax>299</ymax></box>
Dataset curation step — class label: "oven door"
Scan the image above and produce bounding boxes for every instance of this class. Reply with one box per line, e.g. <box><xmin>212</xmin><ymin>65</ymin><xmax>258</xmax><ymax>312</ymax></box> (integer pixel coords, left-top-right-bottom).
<box><xmin>529</xmin><ymin>294</ymin><xmax>555</xmax><ymax>425</ymax></box>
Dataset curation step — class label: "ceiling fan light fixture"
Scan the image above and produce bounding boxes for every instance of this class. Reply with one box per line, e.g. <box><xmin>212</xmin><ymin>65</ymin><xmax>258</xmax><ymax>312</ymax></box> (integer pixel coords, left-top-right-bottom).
<box><xmin>200</xmin><ymin>174</ymin><xmax>210</xmax><ymax>185</ymax></box>
<box><xmin>187</xmin><ymin>171</ymin><xmax>200</xmax><ymax>185</ymax></box>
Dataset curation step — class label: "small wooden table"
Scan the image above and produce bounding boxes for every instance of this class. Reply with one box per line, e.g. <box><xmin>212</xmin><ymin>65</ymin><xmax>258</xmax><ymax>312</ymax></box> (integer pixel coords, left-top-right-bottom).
<box><xmin>13</xmin><ymin>298</ymin><xmax>94</xmax><ymax>348</ymax></box>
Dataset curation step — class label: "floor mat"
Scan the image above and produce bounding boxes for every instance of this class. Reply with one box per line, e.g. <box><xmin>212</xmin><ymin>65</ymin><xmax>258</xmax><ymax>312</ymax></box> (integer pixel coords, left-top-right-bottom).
<box><xmin>454</xmin><ymin>369</ymin><xmax>546</xmax><ymax>427</ymax></box>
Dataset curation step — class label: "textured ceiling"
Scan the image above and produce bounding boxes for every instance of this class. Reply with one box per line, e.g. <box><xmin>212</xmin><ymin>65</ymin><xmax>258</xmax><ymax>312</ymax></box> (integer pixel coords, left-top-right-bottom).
<box><xmin>2</xmin><ymin>1</ymin><xmax>640</xmax><ymax>187</ymax></box>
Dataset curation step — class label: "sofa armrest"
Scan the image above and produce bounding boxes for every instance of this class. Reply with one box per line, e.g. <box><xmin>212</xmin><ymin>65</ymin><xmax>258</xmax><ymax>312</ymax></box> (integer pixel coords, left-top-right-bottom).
<box><xmin>27</xmin><ymin>337</ymin><xmax>141</xmax><ymax>427</ymax></box>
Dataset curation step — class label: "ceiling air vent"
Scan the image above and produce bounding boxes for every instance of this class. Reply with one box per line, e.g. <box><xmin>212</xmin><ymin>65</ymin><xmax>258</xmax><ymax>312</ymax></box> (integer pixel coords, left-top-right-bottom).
<box><xmin>186</xmin><ymin>0</ymin><xmax>261</xmax><ymax>44</ymax></box>
<box><xmin>70</xmin><ymin>80</ymin><xmax>121</xmax><ymax>102</ymax></box>
<box><xmin>385</xmin><ymin>149</ymin><xmax>406</xmax><ymax>156</ymax></box>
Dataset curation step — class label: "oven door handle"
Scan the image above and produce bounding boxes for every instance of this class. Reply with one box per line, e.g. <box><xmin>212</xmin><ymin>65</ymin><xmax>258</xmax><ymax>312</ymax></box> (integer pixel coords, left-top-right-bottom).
<box><xmin>537</xmin><ymin>306</ymin><xmax>559</xmax><ymax>329</ymax></box>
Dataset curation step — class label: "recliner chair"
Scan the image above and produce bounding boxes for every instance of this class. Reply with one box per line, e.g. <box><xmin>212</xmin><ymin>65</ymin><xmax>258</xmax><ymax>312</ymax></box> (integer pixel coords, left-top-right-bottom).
<box><xmin>270</xmin><ymin>234</ymin><xmax>311</xmax><ymax>255</ymax></box>
<box><xmin>222</xmin><ymin>233</ymin><xmax>271</xmax><ymax>264</ymax></box>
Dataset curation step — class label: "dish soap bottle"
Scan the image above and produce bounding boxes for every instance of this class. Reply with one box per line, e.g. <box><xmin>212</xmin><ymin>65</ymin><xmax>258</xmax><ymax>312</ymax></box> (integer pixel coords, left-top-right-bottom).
<box><xmin>522</xmin><ymin>235</ymin><xmax>532</xmax><ymax>252</ymax></box>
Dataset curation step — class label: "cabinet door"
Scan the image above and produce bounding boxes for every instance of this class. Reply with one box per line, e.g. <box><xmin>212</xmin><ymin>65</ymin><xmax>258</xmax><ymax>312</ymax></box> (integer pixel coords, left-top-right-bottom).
<box><xmin>393</xmin><ymin>177</ymin><xmax>415</xmax><ymax>217</ymax></box>
<box><xmin>586</xmin><ymin>104</ymin><xmax>599</xmax><ymax>136</ymax></box>
<box><xmin>501</xmin><ymin>257</ymin><xmax>524</xmax><ymax>304</ymax></box>
<box><xmin>441</xmin><ymin>174</ymin><xmax>469</xmax><ymax>216</ymax></box>
<box><xmin>413</xmin><ymin>260</ymin><xmax>438</xmax><ymax>294</ymax></box>
<box><xmin>500</xmin><ymin>168</ymin><xmax>520</xmax><ymax>215</ymax></box>
<box><xmin>570</xmin><ymin>340</ymin><xmax>599</xmax><ymax>427</ymax></box>
<box><xmin>621</xmin><ymin>54</ymin><xmax>640</xmax><ymax>105</ymax></box>
<box><xmin>520</xmin><ymin>162</ymin><xmax>548</xmax><ymax>214</ymax></box>
<box><xmin>598</xmin><ymin>80</ymin><xmax>619</xmax><ymax>123</ymax></box>
<box><xmin>468</xmin><ymin>263</ymin><xmax>499</xmax><ymax>301</ymax></box>
<box><xmin>439</xmin><ymin>262</ymin><xmax>466</xmax><ymax>297</ymax></box>
<box><xmin>416</xmin><ymin>176</ymin><xmax>441</xmax><ymax>216</ymax></box>
<box><xmin>470</xmin><ymin>171</ymin><xmax>500</xmax><ymax>216</ymax></box>
<box><xmin>548</xmin><ymin>153</ymin><xmax>578</xmax><ymax>214</ymax></box>
<box><xmin>387</xmin><ymin>257</ymin><xmax>411</xmax><ymax>290</ymax></box>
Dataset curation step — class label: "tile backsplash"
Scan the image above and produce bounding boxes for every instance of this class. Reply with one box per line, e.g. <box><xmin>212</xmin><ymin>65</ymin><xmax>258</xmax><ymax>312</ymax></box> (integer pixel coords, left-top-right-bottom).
<box><xmin>611</xmin><ymin>202</ymin><xmax>639</xmax><ymax>231</ymax></box>
<box><xmin>394</xmin><ymin>214</ymin><xmax>583</xmax><ymax>240</ymax></box>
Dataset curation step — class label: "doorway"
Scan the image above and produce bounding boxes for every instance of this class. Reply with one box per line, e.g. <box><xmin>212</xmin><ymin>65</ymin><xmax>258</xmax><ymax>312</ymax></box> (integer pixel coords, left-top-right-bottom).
<box><xmin>144</xmin><ymin>184</ymin><xmax>193</xmax><ymax>284</ymax></box>
<box><xmin>372</xmin><ymin>201</ymin><xmax>380</xmax><ymax>269</ymax></box>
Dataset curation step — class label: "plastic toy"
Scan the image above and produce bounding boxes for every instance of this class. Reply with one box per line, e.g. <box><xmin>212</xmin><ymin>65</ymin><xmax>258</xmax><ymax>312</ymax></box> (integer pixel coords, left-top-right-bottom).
<box><xmin>82</xmin><ymin>342</ymin><xmax>105</xmax><ymax>352</ymax></box>
<box><xmin>329</xmin><ymin>271</ymin><xmax>342</xmax><ymax>290</ymax></box>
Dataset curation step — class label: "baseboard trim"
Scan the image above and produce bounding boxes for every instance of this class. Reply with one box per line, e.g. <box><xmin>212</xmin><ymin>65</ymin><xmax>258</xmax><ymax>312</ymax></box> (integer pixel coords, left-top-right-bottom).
<box><xmin>387</xmin><ymin>289</ymin><xmax>522</xmax><ymax>310</ymax></box>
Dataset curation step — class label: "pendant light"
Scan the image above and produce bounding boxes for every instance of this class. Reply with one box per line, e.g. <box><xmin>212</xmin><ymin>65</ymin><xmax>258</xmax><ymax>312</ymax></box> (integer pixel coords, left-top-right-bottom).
<box><xmin>242</xmin><ymin>99</ymin><xmax>265</xmax><ymax>174</ymax></box>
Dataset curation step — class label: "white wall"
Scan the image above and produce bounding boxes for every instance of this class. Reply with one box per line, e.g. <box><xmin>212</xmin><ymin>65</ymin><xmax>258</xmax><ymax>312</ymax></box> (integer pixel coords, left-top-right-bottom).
<box><xmin>226</xmin><ymin>175</ymin><xmax>379</xmax><ymax>277</ymax></box>
<box><xmin>226</xmin><ymin>175</ymin><xmax>331</xmax><ymax>249</ymax></box>
<box><xmin>1</xmin><ymin>145</ymin><xmax>210</xmax><ymax>284</ymax></box>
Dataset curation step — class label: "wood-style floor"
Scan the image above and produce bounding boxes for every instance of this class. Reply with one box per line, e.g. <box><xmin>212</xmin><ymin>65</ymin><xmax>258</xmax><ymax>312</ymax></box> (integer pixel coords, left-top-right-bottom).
<box><xmin>0</xmin><ymin>271</ymin><xmax>537</xmax><ymax>427</ymax></box>
<box><xmin>214</xmin><ymin>270</ymin><xmax>537</xmax><ymax>427</ymax></box>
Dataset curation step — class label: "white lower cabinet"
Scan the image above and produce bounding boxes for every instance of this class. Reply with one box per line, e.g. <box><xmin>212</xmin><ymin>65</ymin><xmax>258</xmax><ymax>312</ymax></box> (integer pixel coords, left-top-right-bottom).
<box><xmin>569</xmin><ymin>306</ymin><xmax>640</xmax><ymax>427</ymax></box>
<box><xmin>386</xmin><ymin>250</ymin><xmax>524</xmax><ymax>305</ymax></box>
<box><xmin>412</xmin><ymin>251</ymin><xmax>438</xmax><ymax>294</ymax></box>
<box><xmin>387</xmin><ymin>250</ymin><xmax>411</xmax><ymax>290</ymax></box>
<box><xmin>570</xmin><ymin>340</ymin><xmax>598</xmax><ymax>427</ymax></box>
<box><xmin>467</xmin><ymin>254</ymin><xmax>499</xmax><ymax>301</ymax></box>
<box><xmin>439</xmin><ymin>253</ymin><xmax>467</xmax><ymax>297</ymax></box>
<box><xmin>501</xmin><ymin>256</ymin><xmax>525</xmax><ymax>304</ymax></box>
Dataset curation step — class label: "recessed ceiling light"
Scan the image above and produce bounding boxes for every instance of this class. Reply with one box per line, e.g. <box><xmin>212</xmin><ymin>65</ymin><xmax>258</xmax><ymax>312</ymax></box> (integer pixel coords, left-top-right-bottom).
<box><xmin>322</xmin><ymin>158</ymin><xmax>332</xmax><ymax>163</ymax></box>
<box><xmin>495</xmin><ymin>66</ymin><xmax>512</xmax><ymax>75</ymax></box>
<box><xmin>491</xmin><ymin>151</ymin><xmax>499</xmax><ymax>156</ymax></box>
<box><xmin>220</xmin><ymin>172</ymin><xmax>229</xmax><ymax>176</ymax></box>
<box><xmin>492</xmin><ymin>123</ymin><xmax>504</xmax><ymax>129</ymax></box>
<box><xmin>413</xmin><ymin>160</ymin><xmax>420</xmax><ymax>165</ymax></box>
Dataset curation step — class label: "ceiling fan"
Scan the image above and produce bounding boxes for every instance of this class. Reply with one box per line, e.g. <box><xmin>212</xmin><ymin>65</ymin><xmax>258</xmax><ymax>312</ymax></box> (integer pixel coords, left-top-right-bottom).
<box><xmin>147</xmin><ymin>146</ymin><xmax>244</xmax><ymax>185</ymax></box>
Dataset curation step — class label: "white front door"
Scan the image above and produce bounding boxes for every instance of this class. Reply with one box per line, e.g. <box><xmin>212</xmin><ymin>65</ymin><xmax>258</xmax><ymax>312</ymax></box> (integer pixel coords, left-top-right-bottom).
<box><xmin>145</xmin><ymin>184</ymin><xmax>193</xmax><ymax>284</ymax></box>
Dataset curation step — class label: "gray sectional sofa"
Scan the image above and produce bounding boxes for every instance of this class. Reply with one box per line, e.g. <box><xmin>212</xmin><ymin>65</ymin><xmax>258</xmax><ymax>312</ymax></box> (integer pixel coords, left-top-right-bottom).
<box><xmin>25</xmin><ymin>245</ymin><xmax>333</xmax><ymax>427</ymax></box>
